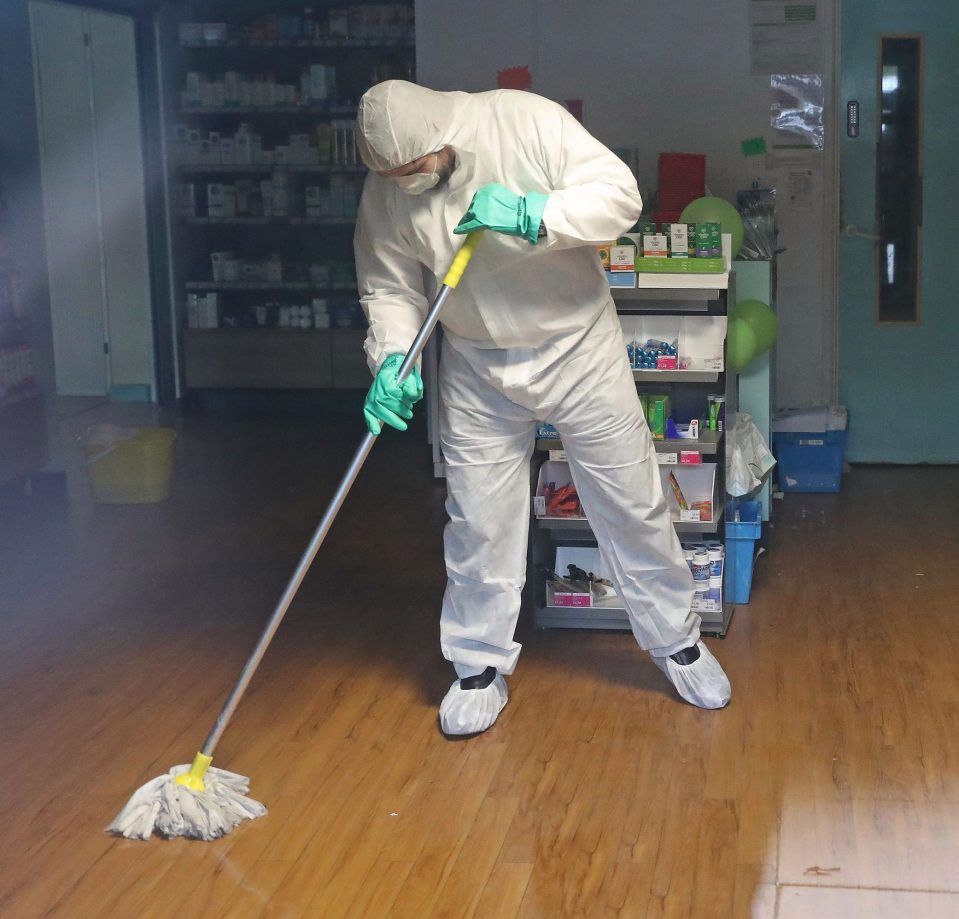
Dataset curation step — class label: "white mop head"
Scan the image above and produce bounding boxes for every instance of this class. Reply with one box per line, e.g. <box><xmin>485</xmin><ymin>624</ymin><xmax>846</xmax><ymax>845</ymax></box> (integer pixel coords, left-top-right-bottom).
<box><xmin>108</xmin><ymin>764</ymin><xmax>267</xmax><ymax>841</ymax></box>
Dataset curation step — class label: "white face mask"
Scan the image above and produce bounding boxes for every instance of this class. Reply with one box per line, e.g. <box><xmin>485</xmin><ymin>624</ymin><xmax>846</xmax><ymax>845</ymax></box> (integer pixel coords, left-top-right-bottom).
<box><xmin>394</xmin><ymin>168</ymin><xmax>440</xmax><ymax>195</ymax></box>
<box><xmin>393</xmin><ymin>153</ymin><xmax>440</xmax><ymax>195</ymax></box>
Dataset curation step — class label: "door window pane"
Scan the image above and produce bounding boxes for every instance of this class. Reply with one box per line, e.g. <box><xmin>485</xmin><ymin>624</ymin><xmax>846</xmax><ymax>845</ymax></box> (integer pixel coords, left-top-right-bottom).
<box><xmin>877</xmin><ymin>36</ymin><xmax>922</xmax><ymax>323</ymax></box>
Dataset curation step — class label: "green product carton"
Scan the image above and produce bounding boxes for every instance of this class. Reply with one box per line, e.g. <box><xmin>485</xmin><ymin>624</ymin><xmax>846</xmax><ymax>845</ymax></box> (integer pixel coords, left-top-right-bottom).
<box><xmin>646</xmin><ymin>394</ymin><xmax>670</xmax><ymax>441</ymax></box>
<box><xmin>695</xmin><ymin>223</ymin><xmax>713</xmax><ymax>258</ymax></box>
<box><xmin>708</xmin><ymin>222</ymin><xmax>722</xmax><ymax>257</ymax></box>
<box><xmin>687</xmin><ymin>223</ymin><xmax>697</xmax><ymax>257</ymax></box>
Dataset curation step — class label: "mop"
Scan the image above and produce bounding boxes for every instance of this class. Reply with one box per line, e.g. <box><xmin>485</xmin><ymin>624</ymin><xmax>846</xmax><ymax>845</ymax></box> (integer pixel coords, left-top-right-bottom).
<box><xmin>108</xmin><ymin>233</ymin><xmax>482</xmax><ymax>841</ymax></box>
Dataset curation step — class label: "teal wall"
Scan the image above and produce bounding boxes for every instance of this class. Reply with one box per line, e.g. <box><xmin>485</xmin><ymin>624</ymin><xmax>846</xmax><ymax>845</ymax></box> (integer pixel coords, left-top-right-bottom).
<box><xmin>840</xmin><ymin>2</ymin><xmax>959</xmax><ymax>463</ymax></box>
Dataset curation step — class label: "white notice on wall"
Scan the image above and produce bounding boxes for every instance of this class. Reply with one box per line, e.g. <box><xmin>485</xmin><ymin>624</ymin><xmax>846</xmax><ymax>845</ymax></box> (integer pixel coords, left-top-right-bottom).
<box><xmin>749</xmin><ymin>1</ymin><xmax>822</xmax><ymax>75</ymax></box>
<box><xmin>786</xmin><ymin>169</ymin><xmax>815</xmax><ymax>209</ymax></box>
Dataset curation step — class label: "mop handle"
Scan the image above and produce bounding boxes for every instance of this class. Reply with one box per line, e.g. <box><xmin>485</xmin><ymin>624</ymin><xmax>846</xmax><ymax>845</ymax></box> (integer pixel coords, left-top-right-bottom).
<box><xmin>199</xmin><ymin>232</ymin><xmax>482</xmax><ymax>757</ymax></box>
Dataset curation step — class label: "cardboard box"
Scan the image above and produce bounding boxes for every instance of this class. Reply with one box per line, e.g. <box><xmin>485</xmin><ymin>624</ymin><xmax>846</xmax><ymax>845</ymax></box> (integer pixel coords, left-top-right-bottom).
<box><xmin>643</xmin><ymin>233</ymin><xmax>668</xmax><ymax>257</ymax></box>
<box><xmin>207</xmin><ymin>183</ymin><xmax>236</xmax><ymax>218</ymax></box>
<box><xmin>610</xmin><ymin>244</ymin><xmax>636</xmax><ymax>271</ymax></box>
<box><xmin>669</xmin><ymin>223</ymin><xmax>689</xmax><ymax>258</ymax></box>
<box><xmin>645</xmin><ymin>394</ymin><xmax>670</xmax><ymax>440</ymax></box>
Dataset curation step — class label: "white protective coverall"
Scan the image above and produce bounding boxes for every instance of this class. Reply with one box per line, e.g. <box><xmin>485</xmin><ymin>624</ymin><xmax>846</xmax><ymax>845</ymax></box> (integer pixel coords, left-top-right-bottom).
<box><xmin>354</xmin><ymin>81</ymin><xmax>717</xmax><ymax>698</ymax></box>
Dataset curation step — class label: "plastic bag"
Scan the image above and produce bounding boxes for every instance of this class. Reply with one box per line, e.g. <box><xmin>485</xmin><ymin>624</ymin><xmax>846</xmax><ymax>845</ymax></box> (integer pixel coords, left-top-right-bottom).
<box><xmin>726</xmin><ymin>412</ymin><xmax>776</xmax><ymax>497</ymax></box>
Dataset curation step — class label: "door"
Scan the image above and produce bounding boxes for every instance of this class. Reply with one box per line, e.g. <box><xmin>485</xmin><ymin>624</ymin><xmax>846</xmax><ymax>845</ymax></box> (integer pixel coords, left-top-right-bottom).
<box><xmin>30</xmin><ymin>1</ymin><xmax>155</xmax><ymax>399</ymax></box>
<box><xmin>839</xmin><ymin>5</ymin><xmax>958</xmax><ymax>463</ymax></box>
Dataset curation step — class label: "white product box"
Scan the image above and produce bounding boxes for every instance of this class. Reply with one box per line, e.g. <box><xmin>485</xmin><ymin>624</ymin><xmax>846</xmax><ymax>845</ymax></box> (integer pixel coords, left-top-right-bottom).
<box><xmin>210</xmin><ymin>251</ymin><xmax>234</xmax><ymax>282</ymax></box>
<box><xmin>643</xmin><ymin>233</ymin><xmax>668</xmax><ymax>257</ymax></box>
<box><xmin>202</xmin><ymin>23</ymin><xmax>227</xmax><ymax>46</ymax></box>
<box><xmin>201</xmin><ymin>293</ymin><xmax>219</xmax><ymax>328</ymax></box>
<box><xmin>610</xmin><ymin>244</ymin><xmax>635</xmax><ymax>271</ymax></box>
<box><xmin>219</xmin><ymin>138</ymin><xmax>235</xmax><ymax>165</ymax></box>
<box><xmin>207</xmin><ymin>184</ymin><xmax>236</xmax><ymax>218</ymax></box>
<box><xmin>670</xmin><ymin>223</ymin><xmax>689</xmax><ymax>258</ymax></box>
<box><xmin>234</xmin><ymin>133</ymin><xmax>253</xmax><ymax>165</ymax></box>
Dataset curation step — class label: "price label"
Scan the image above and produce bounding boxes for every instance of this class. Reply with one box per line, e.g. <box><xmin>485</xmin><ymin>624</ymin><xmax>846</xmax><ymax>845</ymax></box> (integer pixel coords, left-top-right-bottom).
<box><xmin>657</xmin><ymin>452</ymin><xmax>678</xmax><ymax>465</ymax></box>
<box><xmin>680</xmin><ymin>509</ymin><xmax>702</xmax><ymax>522</ymax></box>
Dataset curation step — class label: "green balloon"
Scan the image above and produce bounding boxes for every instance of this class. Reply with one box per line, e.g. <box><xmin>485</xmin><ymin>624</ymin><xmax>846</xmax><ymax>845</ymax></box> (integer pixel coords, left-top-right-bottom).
<box><xmin>727</xmin><ymin>317</ymin><xmax>757</xmax><ymax>372</ymax></box>
<box><xmin>680</xmin><ymin>196</ymin><xmax>744</xmax><ymax>258</ymax></box>
<box><xmin>730</xmin><ymin>299</ymin><xmax>778</xmax><ymax>354</ymax></box>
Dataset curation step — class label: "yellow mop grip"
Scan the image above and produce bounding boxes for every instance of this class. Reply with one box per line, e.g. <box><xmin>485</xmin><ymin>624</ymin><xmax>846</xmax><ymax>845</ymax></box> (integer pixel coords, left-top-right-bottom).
<box><xmin>174</xmin><ymin>752</ymin><xmax>213</xmax><ymax>791</ymax></box>
<box><xmin>442</xmin><ymin>232</ymin><xmax>482</xmax><ymax>289</ymax></box>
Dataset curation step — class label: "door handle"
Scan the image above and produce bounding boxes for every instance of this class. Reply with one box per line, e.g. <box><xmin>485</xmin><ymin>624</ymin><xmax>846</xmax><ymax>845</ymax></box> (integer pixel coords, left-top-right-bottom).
<box><xmin>842</xmin><ymin>223</ymin><xmax>880</xmax><ymax>241</ymax></box>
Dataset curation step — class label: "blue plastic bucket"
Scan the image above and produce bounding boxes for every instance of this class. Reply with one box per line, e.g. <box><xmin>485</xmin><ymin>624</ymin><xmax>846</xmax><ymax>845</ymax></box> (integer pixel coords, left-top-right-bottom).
<box><xmin>725</xmin><ymin>500</ymin><xmax>762</xmax><ymax>604</ymax></box>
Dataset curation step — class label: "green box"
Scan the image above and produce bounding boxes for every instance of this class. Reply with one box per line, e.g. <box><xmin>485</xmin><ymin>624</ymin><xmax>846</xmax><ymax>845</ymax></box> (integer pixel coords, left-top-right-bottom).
<box><xmin>687</xmin><ymin>223</ymin><xmax>697</xmax><ymax>257</ymax></box>
<box><xmin>695</xmin><ymin>223</ymin><xmax>713</xmax><ymax>258</ymax></box>
<box><xmin>646</xmin><ymin>394</ymin><xmax>671</xmax><ymax>441</ymax></box>
<box><xmin>638</xmin><ymin>220</ymin><xmax>657</xmax><ymax>235</ymax></box>
<box><xmin>708</xmin><ymin>222</ymin><xmax>722</xmax><ymax>257</ymax></box>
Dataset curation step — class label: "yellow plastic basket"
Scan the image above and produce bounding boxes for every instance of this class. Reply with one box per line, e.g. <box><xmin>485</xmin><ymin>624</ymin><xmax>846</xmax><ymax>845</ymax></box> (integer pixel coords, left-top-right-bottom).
<box><xmin>83</xmin><ymin>426</ymin><xmax>176</xmax><ymax>504</ymax></box>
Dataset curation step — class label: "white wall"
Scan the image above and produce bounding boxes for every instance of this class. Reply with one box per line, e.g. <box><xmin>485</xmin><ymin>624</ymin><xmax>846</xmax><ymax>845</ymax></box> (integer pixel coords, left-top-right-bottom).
<box><xmin>416</xmin><ymin>0</ymin><xmax>837</xmax><ymax>409</ymax></box>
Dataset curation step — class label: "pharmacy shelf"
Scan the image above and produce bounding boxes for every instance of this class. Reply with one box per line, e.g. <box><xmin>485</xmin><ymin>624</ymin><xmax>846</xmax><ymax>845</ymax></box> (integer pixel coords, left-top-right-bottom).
<box><xmin>534</xmin><ymin>602</ymin><xmax>734</xmax><ymax>637</ymax></box>
<box><xmin>182</xmin><ymin>216</ymin><xmax>356</xmax><ymax>226</ymax></box>
<box><xmin>179</xmin><ymin>105</ymin><xmax>356</xmax><ymax>115</ymax></box>
<box><xmin>535</xmin><ymin>430</ymin><xmax>722</xmax><ymax>456</ymax></box>
<box><xmin>181</xmin><ymin>38</ymin><xmax>413</xmax><ymax>50</ymax></box>
<box><xmin>632</xmin><ymin>369</ymin><xmax>721</xmax><ymax>383</ymax></box>
<box><xmin>536</xmin><ymin>505</ymin><xmax>724</xmax><ymax>536</ymax></box>
<box><xmin>185</xmin><ymin>280</ymin><xmax>354</xmax><ymax>291</ymax></box>
<box><xmin>635</xmin><ymin>272</ymin><xmax>729</xmax><ymax>291</ymax></box>
<box><xmin>612</xmin><ymin>287</ymin><xmax>720</xmax><ymax>306</ymax></box>
<box><xmin>177</xmin><ymin>164</ymin><xmax>366</xmax><ymax>174</ymax></box>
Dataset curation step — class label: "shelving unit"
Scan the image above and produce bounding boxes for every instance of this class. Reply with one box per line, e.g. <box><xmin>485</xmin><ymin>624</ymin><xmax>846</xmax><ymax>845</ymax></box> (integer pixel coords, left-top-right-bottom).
<box><xmin>165</xmin><ymin>2</ymin><xmax>414</xmax><ymax>392</ymax></box>
<box><xmin>529</xmin><ymin>273</ymin><xmax>737</xmax><ymax>637</ymax></box>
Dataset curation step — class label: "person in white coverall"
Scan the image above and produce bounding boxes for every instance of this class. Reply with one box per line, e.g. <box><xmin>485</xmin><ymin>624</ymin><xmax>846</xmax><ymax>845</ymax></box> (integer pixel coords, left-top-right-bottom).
<box><xmin>354</xmin><ymin>80</ymin><xmax>731</xmax><ymax>736</ymax></box>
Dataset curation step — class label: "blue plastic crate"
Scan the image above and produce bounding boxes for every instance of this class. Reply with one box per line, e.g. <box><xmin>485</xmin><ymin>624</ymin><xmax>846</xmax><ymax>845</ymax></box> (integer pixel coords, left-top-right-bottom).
<box><xmin>725</xmin><ymin>500</ymin><xmax>762</xmax><ymax>604</ymax></box>
<box><xmin>773</xmin><ymin>430</ymin><xmax>846</xmax><ymax>494</ymax></box>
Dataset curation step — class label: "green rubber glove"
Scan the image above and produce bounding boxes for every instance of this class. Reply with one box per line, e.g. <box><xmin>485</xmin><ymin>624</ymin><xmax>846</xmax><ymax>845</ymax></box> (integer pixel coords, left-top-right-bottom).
<box><xmin>454</xmin><ymin>183</ymin><xmax>549</xmax><ymax>244</ymax></box>
<box><xmin>363</xmin><ymin>353</ymin><xmax>424</xmax><ymax>435</ymax></box>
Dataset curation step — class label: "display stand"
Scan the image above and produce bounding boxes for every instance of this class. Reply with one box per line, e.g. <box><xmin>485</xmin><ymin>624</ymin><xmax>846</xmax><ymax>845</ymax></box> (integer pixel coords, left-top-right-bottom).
<box><xmin>529</xmin><ymin>273</ymin><xmax>737</xmax><ymax>637</ymax></box>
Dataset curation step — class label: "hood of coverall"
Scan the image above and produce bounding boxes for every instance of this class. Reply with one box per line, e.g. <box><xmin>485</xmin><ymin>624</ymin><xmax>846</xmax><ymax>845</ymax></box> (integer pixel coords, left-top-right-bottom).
<box><xmin>355</xmin><ymin>80</ymin><xmax>469</xmax><ymax>172</ymax></box>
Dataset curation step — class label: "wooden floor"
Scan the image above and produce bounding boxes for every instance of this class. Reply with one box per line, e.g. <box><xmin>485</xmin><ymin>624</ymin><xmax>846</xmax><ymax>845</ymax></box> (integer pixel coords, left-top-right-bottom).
<box><xmin>2</xmin><ymin>401</ymin><xmax>959</xmax><ymax>918</ymax></box>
